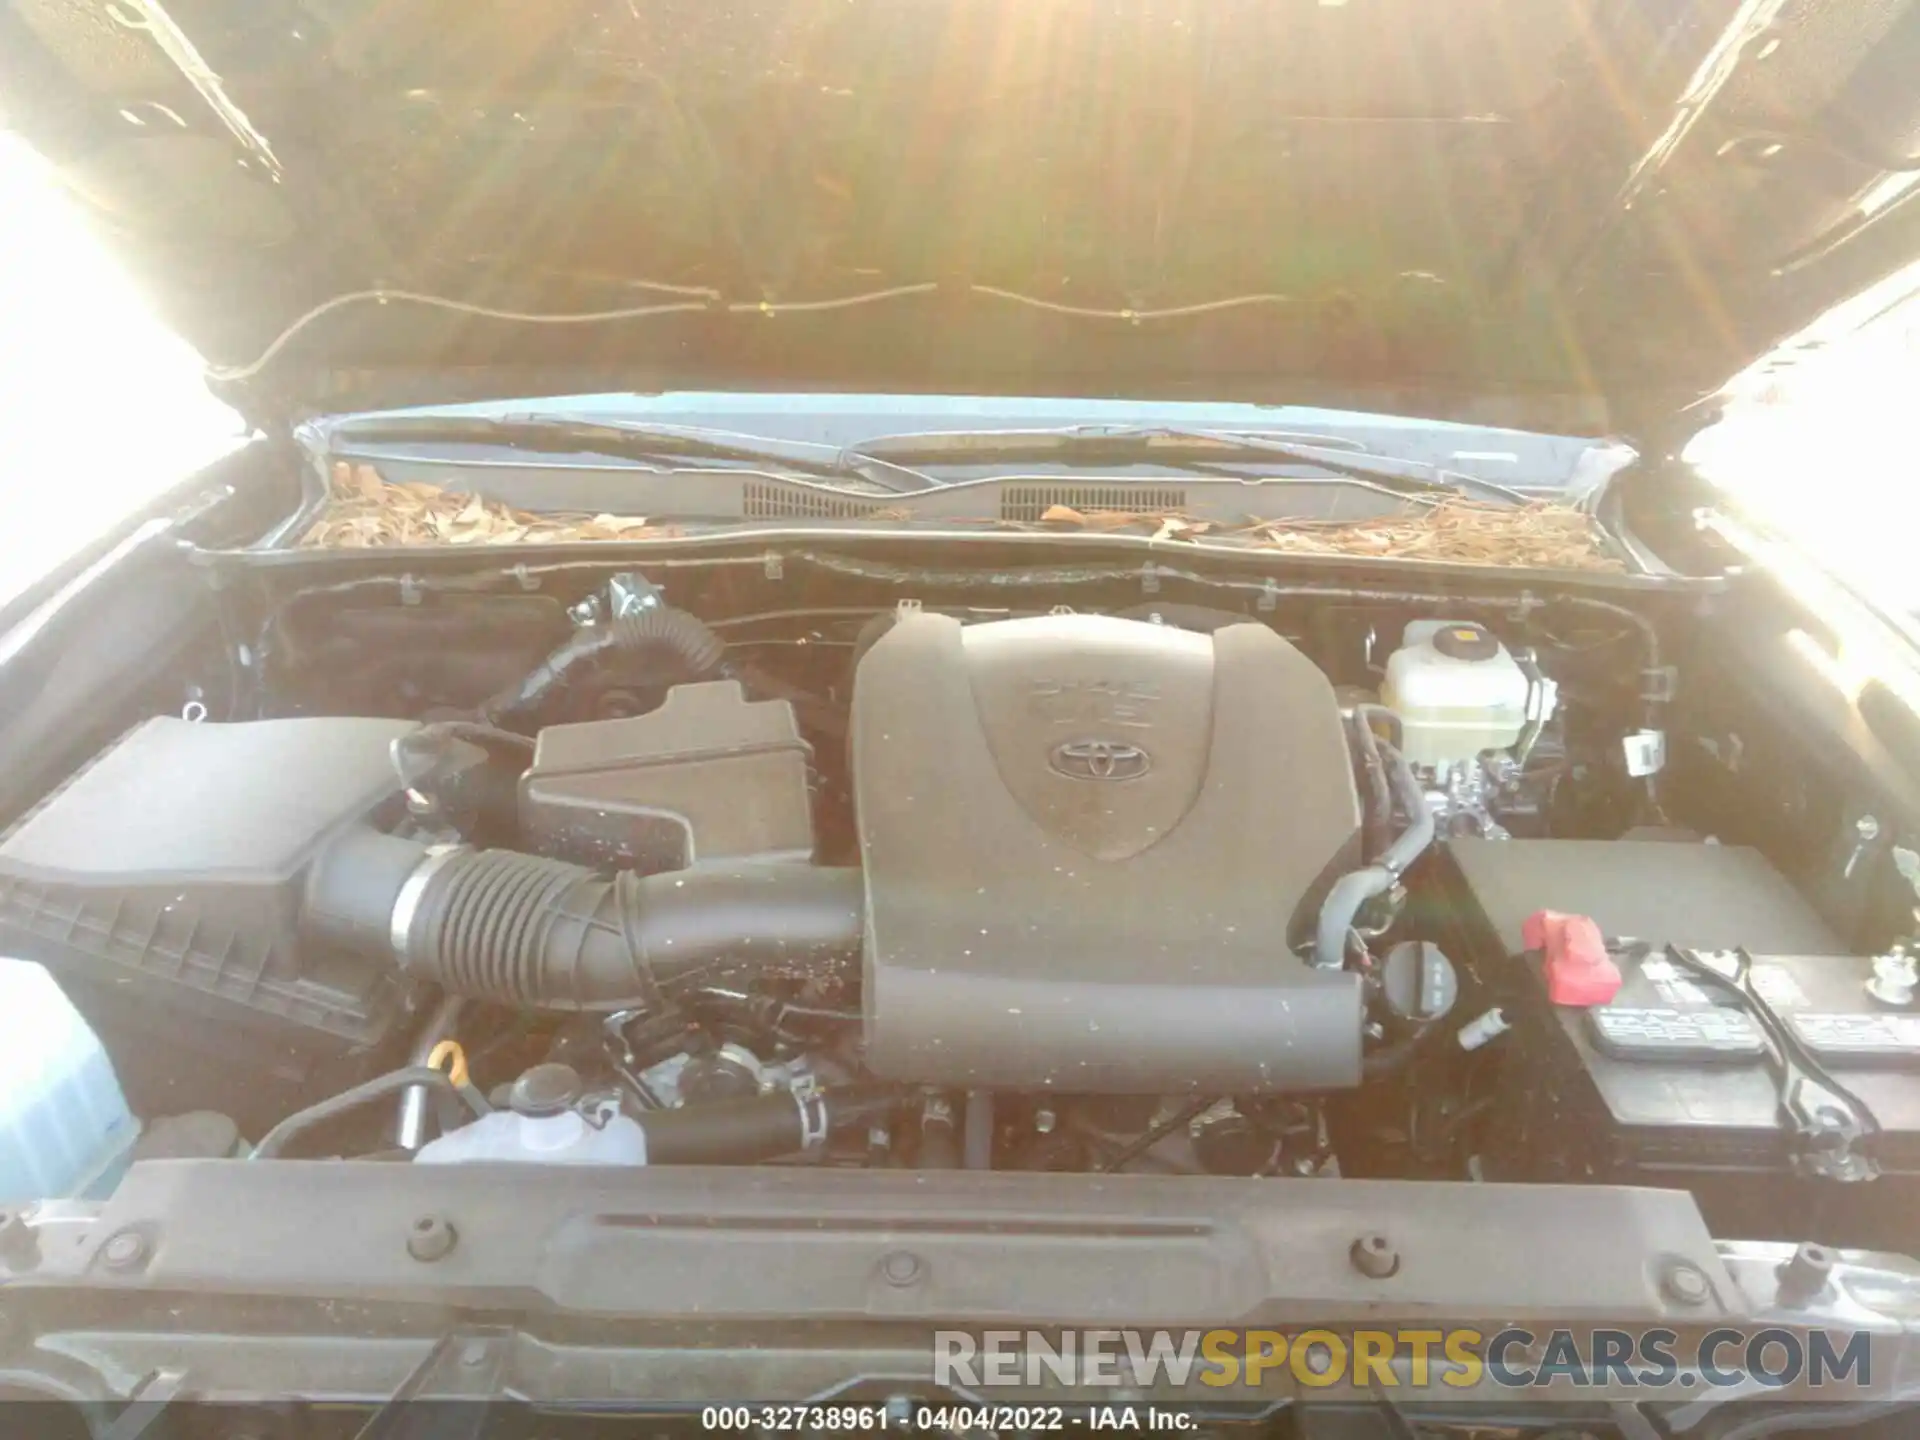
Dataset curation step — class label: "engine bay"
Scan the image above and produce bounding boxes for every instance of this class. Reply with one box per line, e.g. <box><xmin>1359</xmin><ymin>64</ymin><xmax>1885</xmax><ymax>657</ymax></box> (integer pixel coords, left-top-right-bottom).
<box><xmin>5</xmin><ymin>558</ymin><xmax>1917</xmax><ymax>1252</ymax></box>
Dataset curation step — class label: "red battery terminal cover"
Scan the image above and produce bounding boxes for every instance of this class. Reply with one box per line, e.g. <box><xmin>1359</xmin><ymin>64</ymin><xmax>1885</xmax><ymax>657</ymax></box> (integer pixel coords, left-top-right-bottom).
<box><xmin>1523</xmin><ymin>909</ymin><xmax>1623</xmax><ymax>1007</ymax></box>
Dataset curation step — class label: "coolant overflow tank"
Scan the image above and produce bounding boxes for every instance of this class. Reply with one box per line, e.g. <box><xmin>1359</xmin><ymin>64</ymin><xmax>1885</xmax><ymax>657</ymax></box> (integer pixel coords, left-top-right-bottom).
<box><xmin>851</xmin><ymin>611</ymin><xmax>1364</xmax><ymax>1093</ymax></box>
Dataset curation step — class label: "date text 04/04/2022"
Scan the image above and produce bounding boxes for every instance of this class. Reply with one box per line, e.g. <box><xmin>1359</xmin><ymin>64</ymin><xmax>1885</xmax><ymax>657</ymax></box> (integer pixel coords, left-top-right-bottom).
<box><xmin>699</xmin><ymin>1406</ymin><xmax>1197</xmax><ymax>1432</ymax></box>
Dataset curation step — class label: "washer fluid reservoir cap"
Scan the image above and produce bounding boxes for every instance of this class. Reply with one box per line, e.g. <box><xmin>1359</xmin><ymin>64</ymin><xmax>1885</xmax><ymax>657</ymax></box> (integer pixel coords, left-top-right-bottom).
<box><xmin>1433</xmin><ymin>623</ymin><xmax>1500</xmax><ymax>662</ymax></box>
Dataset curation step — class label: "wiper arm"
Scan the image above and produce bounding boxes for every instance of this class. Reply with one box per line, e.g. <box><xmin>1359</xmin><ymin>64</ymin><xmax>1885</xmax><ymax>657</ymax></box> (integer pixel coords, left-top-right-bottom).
<box><xmin>858</xmin><ymin>424</ymin><xmax>1530</xmax><ymax>504</ymax></box>
<box><xmin>330</xmin><ymin>414</ymin><xmax>942</xmax><ymax>494</ymax></box>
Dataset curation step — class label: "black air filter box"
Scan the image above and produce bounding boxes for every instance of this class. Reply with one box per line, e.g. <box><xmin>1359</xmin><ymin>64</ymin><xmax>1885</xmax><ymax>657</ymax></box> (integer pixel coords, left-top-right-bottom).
<box><xmin>0</xmin><ymin>717</ymin><xmax>418</xmax><ymax>1123</ymax></box>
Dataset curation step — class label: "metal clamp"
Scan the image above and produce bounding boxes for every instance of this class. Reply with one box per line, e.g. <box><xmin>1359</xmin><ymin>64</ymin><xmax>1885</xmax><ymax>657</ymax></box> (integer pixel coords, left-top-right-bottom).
<box><xmin>389</xmin><ymin>845</ymin><xmax>462</xmax><ymax>962</ymax></box>
<box><xmin>1668</xmin><ymin>947</ymin><xmax>1879</xmax><ymax>1184</ymax></box>
<box><xmin>608</xmin><ymin>571</ymin><xmax>663</xmax><ymax>618</ymax></box>
<box><xmin>794</xmin><ymin>1081</ymin><xmax>830</xmax><ymax>1153</ymax></box>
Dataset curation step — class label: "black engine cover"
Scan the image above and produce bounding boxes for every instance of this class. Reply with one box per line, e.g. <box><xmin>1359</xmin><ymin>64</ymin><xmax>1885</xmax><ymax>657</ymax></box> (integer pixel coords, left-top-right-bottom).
<box><xmin>852</xmin><ymin>611</ymin><xmax>1363</xmax><ymax>1093</ymax></box>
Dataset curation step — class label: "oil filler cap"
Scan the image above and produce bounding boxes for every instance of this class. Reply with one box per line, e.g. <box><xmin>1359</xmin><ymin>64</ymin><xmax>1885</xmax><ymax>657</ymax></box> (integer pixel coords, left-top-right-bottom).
<box><xmin>1432</xmin><ymin>622</ymin><xmax>1500</xmax><ymax>662</ymax></box>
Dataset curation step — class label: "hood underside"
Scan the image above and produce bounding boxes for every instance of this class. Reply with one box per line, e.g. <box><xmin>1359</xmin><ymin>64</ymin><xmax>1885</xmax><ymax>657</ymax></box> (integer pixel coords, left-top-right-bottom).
<box><xmin>4</xmin><ymin>0</ymin><xmax>1920</xmax><ymax>430</ymax></box>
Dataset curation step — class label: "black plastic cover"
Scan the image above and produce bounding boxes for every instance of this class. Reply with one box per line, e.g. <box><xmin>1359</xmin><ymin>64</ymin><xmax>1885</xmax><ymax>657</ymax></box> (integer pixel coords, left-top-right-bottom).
<box><xmin>852</xmin><ymin>612</ymin><xmax>1363</xmax><ymax>1092</ymax></box>
<box><xmin>1440</xmin><ymin>838</ymin><xmax>1846</xmax><ymax>958</ymax></box>
<box><xmin>0</xmin><ymin>717</ymin><xmax>418</xmax><ymax>1124</ymax></box>
<box><xmin>521</xmin><ymin>680</ymin><xmax>814</xmax><ymax>872</ymax></box>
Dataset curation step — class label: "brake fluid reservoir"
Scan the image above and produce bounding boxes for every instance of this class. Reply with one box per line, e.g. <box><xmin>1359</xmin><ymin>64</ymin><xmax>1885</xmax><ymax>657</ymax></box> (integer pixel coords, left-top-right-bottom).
<box><xmin>0</xmin><ymin>959</ymin><xmax>139</xmax><ymax>1204</ymax></box>
<box><xmin>1381</xmin><ymin>620</ymin><xmax>1531</xmax><ymax>768</ymax></box>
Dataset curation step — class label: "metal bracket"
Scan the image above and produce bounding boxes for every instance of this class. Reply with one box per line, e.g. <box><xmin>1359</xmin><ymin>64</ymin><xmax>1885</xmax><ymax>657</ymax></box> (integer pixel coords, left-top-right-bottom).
<box><xmin>607</xmin><ymin>571</ymin><xmax>663</xmax><ymax>617</ymax></box>
<box><xmin>1641</xmin><ymin>665</ymin><xmax>1679</xmax><ymax>703</ymax></box>
<box><xmin>1507</xmin><ymin>592</ymin><xmax>1544</xmax><ymax>619</ymax></box>
<box><xmin>1257</xmin><ymin>577</ymin><xmax>1280</xmax><ymax>613</ymax></box>
<box><xmin>99</xmin><ymin>1367</ymin><xmax>190</xmax><ymax>1440</ymax></box>
<box><xmin>398</xmin><ymin>574</ymin><xmax>423</xmax><ymax>607</ymax></box>
<box><xmin>763</xmin><ymin>551</ymin><xmax>785</xmax><ymax>581</ymax></box>
<box><xmin>350</xmin><ymin>1329</ymin><xmax>514</xmax><ymax>1440</ymax></box>
<box><xmin>509</xmin><ymin>562</ymin><xmax>538</xmax><ymax>592</ymax></box>
<box><xmin>1140</xmin><ymin>563</ymin><xmax>1162</xmax><ymax>596</ymax></box>
<box><xmin>795</xmin><ymin>1085</ymin><xmax>831</xmax><ymax>1153</ymax></box>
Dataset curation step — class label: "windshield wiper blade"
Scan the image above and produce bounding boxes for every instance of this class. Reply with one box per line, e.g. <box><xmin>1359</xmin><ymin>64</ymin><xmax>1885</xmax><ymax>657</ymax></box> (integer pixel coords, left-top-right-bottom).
<box><xmin>857</xmin><ymin>424</ymin><xmax>1531</xmax><ymax>504</ymax></box>
<box><xmin>331</xmin><ymin>414</ymin><xmax>942</xmax><ymax>494</ymax></box>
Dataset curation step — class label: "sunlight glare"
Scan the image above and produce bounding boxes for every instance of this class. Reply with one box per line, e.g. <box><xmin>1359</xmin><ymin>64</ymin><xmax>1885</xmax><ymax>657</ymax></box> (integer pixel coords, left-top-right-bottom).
<box><xmin>0</xmin><ymin>134</ymin><xmax>243</xmax><ymax>607</ymax></box>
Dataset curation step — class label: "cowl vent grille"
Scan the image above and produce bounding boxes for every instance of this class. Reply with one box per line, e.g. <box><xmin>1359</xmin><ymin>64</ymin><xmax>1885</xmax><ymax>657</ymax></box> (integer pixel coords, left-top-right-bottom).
<box><xmin>742</xmin><ymin>483</ymin><xmax>887</xmax><ymax>520</ymax></box>
<box><xmin>999</xmin><ymin>485</ymin><xmax>1186</xmax><ymax>524</ymax></box>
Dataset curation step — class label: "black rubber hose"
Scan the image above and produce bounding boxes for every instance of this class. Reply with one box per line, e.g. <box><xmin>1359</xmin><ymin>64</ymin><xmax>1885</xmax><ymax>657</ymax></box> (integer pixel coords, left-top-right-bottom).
<box><xmin>1361</xmin><ymin>1024</ymin><xmax>1434</xmax><ymax>1081</ymax></box>
<box><xmin>365</xmin><ymin>845</ymin><xmax>863</xmax><ymax>1008</ymax></box>
<box><xmin>1346</xmin><ymin>710</ymin><xmax>1393</xmax><ymax>863</ymax></box>
<box><xmin>1312</xmin><ymin>732</ymin><xmax>1434</xmax><ymax>971</ymax></box>
<box><xmin>608</xmin><ymin>606</ymin><xmax>727</xmax><ymax>675</ymax></box>
<box><xmin>304</xmin><ymin>831</ymin><xmax>864</xmax><ymax>1008</ymax></box>
<box><xmin>481</xmin><ymin>603</ymin><xmax>726</xmax><ymax>724</ymax></box>
<box><xmin>1365</xmin><ymin>733</ymin><xmax>1433</xmax><ymax>878</ymax></box>
<box><xmin>251</xmin><ymin>1066</ymin><xmax>490</xmax><ymax>1159</ymax></box>
<box><xmin>639</xmin><ymin>1086</ymin><xmax>898</xmax><ymax>1165</ymax></box>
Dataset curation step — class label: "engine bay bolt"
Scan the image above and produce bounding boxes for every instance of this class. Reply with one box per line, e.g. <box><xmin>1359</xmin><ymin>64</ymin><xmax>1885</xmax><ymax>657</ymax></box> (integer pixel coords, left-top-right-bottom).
<box><xmin>100</xmin><ymin>1229</ymin><xmax>149</xmax><ymax>1272</ymax></box>
<box><xmin>1868</xmin><ymin>950</ymin><xmax>1918</xmax><ymax>1008</ymax></box>
<box><xmin>407</xmin><ymin>1215</ymin><xmax>458</xmax><ymax>1263</ymax></box>
<box><xmin>1658</xmin><ymin>1259</ymin><xmax>1711</xmax><ymax>1307</ymax></box>
<box><xmin>1776</xmin><ymin>1243</ymin><xmax>1837</xmax><ymax>1306</ymax></box>
<box><xmin>880</xmin><ymin>1249</ymin><xmax>924</xmax><ymax>1287</ymax></box>
<box><xmin>1349</xmin><ymin>1233</ymin><xmax>1400</xmax><ymax>1279</ymax></box>
<box><xmin>1844</xmin><ymin>816</ymin><xmax>1883</xmax><ymax>880</ymax></box>
<box><xmin>1033</xmin><ymin>1107</ymin><xmax>1058</xmax><ymax>1134</ymax></box>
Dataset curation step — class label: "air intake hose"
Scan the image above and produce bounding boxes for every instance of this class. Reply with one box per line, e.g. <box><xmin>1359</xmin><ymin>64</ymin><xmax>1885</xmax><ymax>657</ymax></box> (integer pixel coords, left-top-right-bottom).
<box><xmin>482</xmin><ymin>602</ymin><xmax>727</xmax><ymax>725</ymax></box>
<box><xmin>637</xmin><ymin>1085</ymin><xmax>899</xmax><ymax>1165</ymax></box>
<box><xmin>304</xmin><ymin>829</ymin><xmax>863</xmax><ymax>1008</ymax></box>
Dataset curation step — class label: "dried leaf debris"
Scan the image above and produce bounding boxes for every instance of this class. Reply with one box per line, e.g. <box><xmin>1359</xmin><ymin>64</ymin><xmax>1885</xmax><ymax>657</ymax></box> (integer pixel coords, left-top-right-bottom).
<box><xmin>1033</xmin><ymin>500</ymin><xmax>1623</xmax><ymax>570</ymax></box>
<box><xmin>300</xmin><ymin>463</ymin><xmax>673</xmax><ymax>547</ymax></box>
<box><xmin>301</xmin><ymin>463</ymin><xmax>1621</xmax><ymax>570</ymax></box>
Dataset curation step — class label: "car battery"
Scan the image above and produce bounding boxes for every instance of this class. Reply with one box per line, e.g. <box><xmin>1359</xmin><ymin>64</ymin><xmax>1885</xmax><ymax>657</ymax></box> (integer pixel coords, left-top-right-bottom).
<box><xmin>1483</xmin><ymin>943</ymin><xmax>1920</xmax><ymax>1245</ymax></box>
<box><xmin>1431</xmin><ymin>838</ymin><xmax>1920</xmax><ymax>1243</ymax></box>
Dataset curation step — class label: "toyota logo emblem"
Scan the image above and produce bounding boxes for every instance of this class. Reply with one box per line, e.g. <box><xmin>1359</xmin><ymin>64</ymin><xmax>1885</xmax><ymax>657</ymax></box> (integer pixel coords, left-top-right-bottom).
<box><xmin>1049</xmin><ymin>739</ymin><xmax>1152</xmax><ymax>782</ymax></box>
